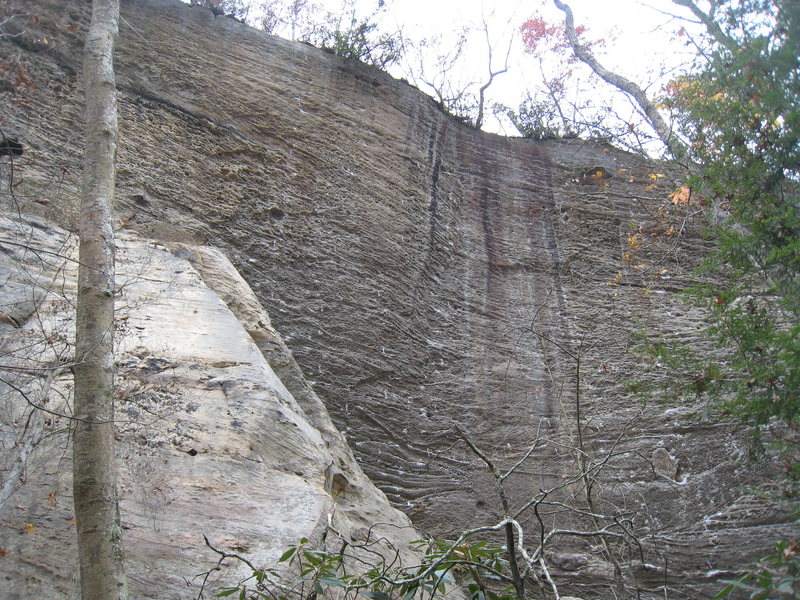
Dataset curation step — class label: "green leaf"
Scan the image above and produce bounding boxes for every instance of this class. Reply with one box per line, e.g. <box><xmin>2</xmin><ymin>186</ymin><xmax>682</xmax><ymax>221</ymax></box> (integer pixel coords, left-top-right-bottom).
<box><xmin>433</xmin><ymin>569</ymin><xmax>454</xmax><ymax>585</ymax></box>
<box><xmin>714</xmin><ymin>578</ymin><xmax>749</xmax><ymax>598</ymax></box>
<box><xmin>401</xmin><ymin>583</ymin><xmax>419</xmax><ymax>600</ymax></box>
<box><xmin>278</xmin><ymin>547</ymin><xmax>297</xmax><ymax>562</ymax></box>
<box><xmin>215</xmin><ymin>588</ymin><xmax>240</xmax><ymax>598</ymax></box>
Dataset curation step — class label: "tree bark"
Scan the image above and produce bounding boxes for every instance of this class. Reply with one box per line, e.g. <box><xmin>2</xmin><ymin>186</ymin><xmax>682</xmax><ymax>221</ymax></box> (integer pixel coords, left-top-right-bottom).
<box><xmin>73</xmin><ymin>0</ymin><xmax>127</xmax><ymax>598</ymax></box>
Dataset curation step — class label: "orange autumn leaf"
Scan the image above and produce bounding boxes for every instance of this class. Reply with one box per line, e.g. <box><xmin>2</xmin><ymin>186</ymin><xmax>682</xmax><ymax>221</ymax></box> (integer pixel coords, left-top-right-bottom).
<box><xmin>669</xmin><ymin>185</ymin><xmax>691</xmax><ymax>205</ymax></box>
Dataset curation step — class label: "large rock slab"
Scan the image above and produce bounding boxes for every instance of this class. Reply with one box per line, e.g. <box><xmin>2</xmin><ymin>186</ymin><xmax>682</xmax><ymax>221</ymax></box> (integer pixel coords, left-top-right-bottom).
<box><xmin>0</xmin><ymin>214</ymin><xmax>417</xmax><ymax>598</ymax></box>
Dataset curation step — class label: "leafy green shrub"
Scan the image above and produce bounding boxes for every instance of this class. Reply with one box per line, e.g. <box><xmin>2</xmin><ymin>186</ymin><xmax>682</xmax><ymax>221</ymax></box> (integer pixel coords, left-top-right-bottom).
<box><xmin>635</xmin><ymin>0</ymin><xmax>800</xmax><ymax>478</ymax></box>
<box><xmin>311</xmin><ymin>1</ymin><xmax>401</xmax><ymax>69</ymax></box>
<box><xmin>317</xmin><ymin>18</ymin><xmax>400</xmax><ymax>68</ymax></box>
<box><xmin>213</xmin><ymin>535</ymin><xmax>517</xmax><ymax>600</ymax></box>
<box><xmin>715</xmin><ymin>540</ymin><xmax>800</xmax><ymax>600</ymax></box>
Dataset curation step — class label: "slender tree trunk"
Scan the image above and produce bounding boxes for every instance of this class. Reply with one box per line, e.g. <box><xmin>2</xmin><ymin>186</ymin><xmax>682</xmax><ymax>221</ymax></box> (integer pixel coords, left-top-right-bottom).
<box><xmin>73</xmin><ymin>0</ymin><xmax>127</xmax><ymax>598</ymax></box>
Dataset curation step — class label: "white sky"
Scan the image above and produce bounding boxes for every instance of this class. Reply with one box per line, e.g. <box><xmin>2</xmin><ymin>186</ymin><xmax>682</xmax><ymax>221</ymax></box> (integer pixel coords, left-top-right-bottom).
<box><xmin>362</xmin><ymin>0</ymin><xmax>702</xmax><ymax>135</ymax></box>
<box><xmin>186</xmin><ymin>0</ymin><xmax>704</xmax><ymax>139</ymax></box>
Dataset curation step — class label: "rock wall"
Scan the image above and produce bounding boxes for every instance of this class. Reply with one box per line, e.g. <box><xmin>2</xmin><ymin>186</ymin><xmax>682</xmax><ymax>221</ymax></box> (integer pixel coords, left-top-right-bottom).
<box><xmin>1</xmin><ymin>0</ymin><xmax>795</xmax><ymax>598</ymax></box>
<box><xmin>0</xmin><ymin>213</ymin><xmax>419</xmax><ymax>599</ymax></box>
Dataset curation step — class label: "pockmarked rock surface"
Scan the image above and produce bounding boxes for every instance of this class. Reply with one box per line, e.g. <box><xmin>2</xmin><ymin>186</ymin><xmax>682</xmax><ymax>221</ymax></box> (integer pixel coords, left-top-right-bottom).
<box><xmin>1</xmin><ymin>0</ymin><xmax>797</xmax><ymax>597</ymax></box>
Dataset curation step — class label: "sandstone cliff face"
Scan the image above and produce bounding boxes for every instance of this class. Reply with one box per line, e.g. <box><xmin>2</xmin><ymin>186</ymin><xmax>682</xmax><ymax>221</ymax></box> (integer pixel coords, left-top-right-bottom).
<box><xmin>1</xmin><ymin>0</ymin><xmax>795</xmax><ymax>598</ymax></box>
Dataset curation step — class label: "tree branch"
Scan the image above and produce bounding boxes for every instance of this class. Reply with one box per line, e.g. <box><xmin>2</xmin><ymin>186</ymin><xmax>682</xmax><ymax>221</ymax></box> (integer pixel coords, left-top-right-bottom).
<box><xmin>454</xmin><ymin>425</ymin><xmax>526</xmax><ymax>600</ymax></box>
<box><xmin>671</xmin><ymin>0</ymin><xmax>740</xmax><ymax>53</ymax></box>
<box><xmin>552</xmin><ymin>0</ymin><xmax>689</xmax><ymax>159</ymax></box>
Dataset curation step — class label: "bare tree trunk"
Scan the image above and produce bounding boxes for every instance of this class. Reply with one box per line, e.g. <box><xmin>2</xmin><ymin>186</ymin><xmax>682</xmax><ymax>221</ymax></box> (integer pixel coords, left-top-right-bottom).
<box><xmin>73</xmin><ymin>0</ymin><xmax>127</xmax><ymax>598</ymax></box>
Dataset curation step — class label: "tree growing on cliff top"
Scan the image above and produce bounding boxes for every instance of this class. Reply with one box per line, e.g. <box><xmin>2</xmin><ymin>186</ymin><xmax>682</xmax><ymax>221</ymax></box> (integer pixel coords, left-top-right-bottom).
<box><xmin>512</xmin><ymin>12</ymin><xmax>608</xmax><ymax>142</ymax></box>
<box><xmin>515</xmin><ymin>2</ymin><xmax>688</xmax><ymax>156</ymax></box>
<box><xmin>188</xmin><ymin>0</ymin><xmax>404</xmax><ymax>68</ymax></box>
<box><xmin>311</xmin><ymin>0</ymin><xmax>401</xmax><ymax>69</ymax></box>
<box><xmin>185</xmin><ymin>0</ymin><xmax>518</xmax><ymax>128</ymax></box>
<box><xmin>189</xmin><ymin>0</ymin><xmax>250</xmax><ymax>19</ymax></box>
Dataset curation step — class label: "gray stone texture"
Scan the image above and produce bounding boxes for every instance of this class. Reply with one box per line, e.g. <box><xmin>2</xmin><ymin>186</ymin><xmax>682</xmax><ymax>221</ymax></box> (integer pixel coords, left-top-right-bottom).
<box><xmin>1</xmin><ymin>0</ymin><xmax>795</xmax><ymax>597</ymax></box>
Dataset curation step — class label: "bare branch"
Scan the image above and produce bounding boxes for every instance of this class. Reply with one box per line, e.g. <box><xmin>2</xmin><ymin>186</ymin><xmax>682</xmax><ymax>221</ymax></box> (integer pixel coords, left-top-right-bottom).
<box><xmin>474</xmin><ymin>12</ymin><xmax>513</xmax><ymax>129</ymax></box>
<box><xmin>671</xmin><ymin>0</ymin><xmax>739</xmax><ymax>53</ymax></box>
<box><xmin>501</xmin><ymin>420</ymin><xmax>545</xmax><ymax>481</ymax></box>
<box><xmin>454</xmin><ymin>425</ymin><xmax>525</xmax><ymax>600</ymax></box>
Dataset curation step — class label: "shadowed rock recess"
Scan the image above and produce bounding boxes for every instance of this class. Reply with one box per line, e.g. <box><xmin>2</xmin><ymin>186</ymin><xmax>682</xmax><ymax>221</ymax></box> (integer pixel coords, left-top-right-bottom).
<box><xmin>0</xmin><ymin>0</ymin><xmax>795</xmax><ymax>598</ymax></box>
